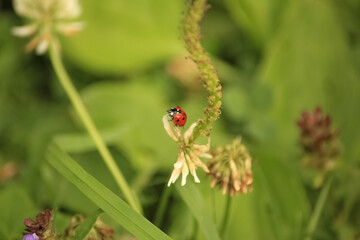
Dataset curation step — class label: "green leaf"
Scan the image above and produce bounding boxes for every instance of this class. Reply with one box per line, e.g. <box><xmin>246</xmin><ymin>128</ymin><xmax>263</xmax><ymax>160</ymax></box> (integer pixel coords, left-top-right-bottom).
<box><xmin>252</xmin><ymin>150</ymin><xmax>310</xmax><ymax>240</ymax></box>
<box><xmin>197</xmin><ymin>177</ymin><xmax>259</xmax><ymax>240</ymax></box>
<box><xmin>73</xmin><ymin>209</ymin><xmax>103</xmax><ymax>240</ymax></box>
<box><xmin>54</xmin><ymin>126</ymin><xmax>130</xmax><ymax>154</ymax></box>
<box><xmin>62</xmin><ymin>0</ymin><xmax>184</xmax><ymax>74</ymax></box>
<box><xmin>259</xmin><ymin>0</ymin><xmax>360</xmax><ymax>162</ymax></box>
<box><xmin>224</xmin><ymin>0</ymin><xmax>289</xmax><ymax>47</ymax></box>
<box><xmin>222</xmin><ymin>85</ymin><xmax>249</xmax><ymax>121</ymax></box>
<box><xmin>176</xmin><ymin>182</ymin><xmax>221</xmax><ymax>240</ymax></box>
<box><xmin>46</xmin><ymin>142</ymin><xmax>172</xmax><ymax>240</ymax></box>
<box><xmin>0</xmin><ymin>185</ymin><xmax>37</xmax><ymax>240</ymax></box>
<box><xmin>80</xmin><ymin>79</ymin><xmax>176</xmax><ymax>170</ymax></box>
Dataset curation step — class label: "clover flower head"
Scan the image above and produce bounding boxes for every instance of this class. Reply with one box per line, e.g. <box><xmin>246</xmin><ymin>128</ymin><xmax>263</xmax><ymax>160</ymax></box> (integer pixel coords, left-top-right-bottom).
<box><xmin>22</xmin><ymin>233</ymin><xmax>39</xmax><ymax>240</ymax></box>
<box><xmin>12</xmin><ymin>0</ymin><xmax>84</xmax><ymax>54</ymax></box>
<box><xmin>297</xmin><ymin>107</ymin><xmax>339</xmax><ymax>171</ymax></box>
<box><xmin>207</xmin><ymin>138</ymin><xmax>253</xmax><ymax>196</ymax></box>
<box><xmin>163</xmin><ymin>115</ymin><xmax>211</xmax><ymax>186</ymax></box>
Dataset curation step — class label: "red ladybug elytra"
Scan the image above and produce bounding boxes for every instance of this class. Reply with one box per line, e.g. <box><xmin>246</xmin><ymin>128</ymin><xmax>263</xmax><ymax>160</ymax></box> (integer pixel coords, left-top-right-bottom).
<box><xmin>167</xmin><ymin>106</ymin><xmax>187</xmax><ymax>127</ymax></box>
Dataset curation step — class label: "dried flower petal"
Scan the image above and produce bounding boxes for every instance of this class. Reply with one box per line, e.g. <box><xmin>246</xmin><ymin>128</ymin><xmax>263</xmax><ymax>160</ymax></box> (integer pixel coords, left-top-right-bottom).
<box><xmin>181</xmin><ymin>161</ymin><xmax>189</xmax><ymax>186</ymax></box>
<box><xmin>12</xmin><ymin>24</ymin><xmax>37</xmax><ymax>37</ymax></box>
<box><xmin>97</xmin><ymin>227</ymin><xmax>114</xmax><ymax>239</ymax></box>
<box><xmin>56</xmin><ymin>22</ymin><xmax>85</xmax><ymax>36</ymax></box>
<box><xmin>183</xmin><ymin>122</ymin><xmax>197</xmax><ymax>142</ymax></box>
<box><xmin>186</xmin><ymin>154</ymin><xmax>200</xmax><ymax>183</ymax></box>
<box><xmin>162</xmin><ymin>115</ymin><xmax>179</xmax><ymax>142</ymax></box>
<box><xmin>23</xmin><ymin>209</ymin><xmax>55</xmax><ymax>240</ymax></box>
<box><xmin>35</xmin><ymin>37</ymin><xmax>50</xmax><ymax>55</ymax></box>
<box><xmin>168</xmin><ymin>168</ymin><xmax>182</xmax><ymax>186</ymax></box>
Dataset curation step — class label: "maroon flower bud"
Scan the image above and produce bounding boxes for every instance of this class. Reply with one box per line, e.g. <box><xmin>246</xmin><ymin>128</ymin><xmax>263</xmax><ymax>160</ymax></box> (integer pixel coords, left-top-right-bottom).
<box><xmin>297</xmin><ymin>107</ymin><xmax>340</xmax><ymax>172</ymax></box>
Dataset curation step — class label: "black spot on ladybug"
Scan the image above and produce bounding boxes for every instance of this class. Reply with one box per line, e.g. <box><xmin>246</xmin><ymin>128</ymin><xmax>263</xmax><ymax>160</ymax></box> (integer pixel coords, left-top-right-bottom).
<box><xmin>182</xmin><ymin>117</ymin><xmax>185</xmax><ymax>120</ymax></box>
<box><xmin>177</xmin><ymin>120</ymin><xmax>180</xmax><ymax>122</ymax></box>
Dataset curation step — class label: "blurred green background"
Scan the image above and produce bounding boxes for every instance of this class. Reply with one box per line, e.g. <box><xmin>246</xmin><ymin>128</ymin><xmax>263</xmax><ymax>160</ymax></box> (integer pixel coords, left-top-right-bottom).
<box><xmin>1</xmin><ymin>0</ymin><xmax>360</xmax><ymax>239</ymax></box>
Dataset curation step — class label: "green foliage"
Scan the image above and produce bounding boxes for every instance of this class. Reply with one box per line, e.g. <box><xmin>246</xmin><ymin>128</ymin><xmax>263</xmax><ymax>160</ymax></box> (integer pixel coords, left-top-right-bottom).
<box><xmin>80</xmin><ymin>79</ymin><xmax>177</xmax><ymax>170</ymax></box>
<box><xmin>46</xmin><ymin>142</ymin><xmax>172</xmax><ymax>240</ymax></box>
<box><xmin>0</xmin><ymin>185</ymin><xmax>37</xmax><ymax>240</ymax></box>
<box><xmin>61</xmin><ymin>0</ymin><xmax>184</xmax><ymax>74</ymax></box>
<box><xmin>1</xmin><ymin>0</ymin><xmax>360</xmax><ymax>239</ymax></box>
<box><xmin>176</xmin><ymin>182</ymin><xmax>221</xmax><ymax>240</ymax></box>
<box><xmin>73</xmin><ymin>209</ymin><xmax>103</xmax><ymax>240</ymax></box>
<box><xmin>260</xmin><ymin>0</ymin><xmax>360</xmax><ymax>155</ymax></box>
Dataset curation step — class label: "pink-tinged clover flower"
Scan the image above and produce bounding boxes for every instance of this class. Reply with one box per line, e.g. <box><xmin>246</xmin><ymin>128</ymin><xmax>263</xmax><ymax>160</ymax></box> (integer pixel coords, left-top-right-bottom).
<box><xmin>207</xmin><ymin>138</ymin><xmax>253</xmax><ymax>196</ymax></box>
<box><xmin>12</xmin><ymin>0</ymin><xmax>84</xmax><ymax>54</ymax></box>
<box><xmin>163</xmin><ymin>115</ymin><xmax>211</xmax><ymax>186</ymax></box>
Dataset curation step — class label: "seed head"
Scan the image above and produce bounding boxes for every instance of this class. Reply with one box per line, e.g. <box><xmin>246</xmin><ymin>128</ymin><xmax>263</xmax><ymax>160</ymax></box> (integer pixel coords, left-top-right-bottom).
<box><xmin>207</xmin><ymin>138</ymin><xmax>253</xmax><ymax>196</ymax></box>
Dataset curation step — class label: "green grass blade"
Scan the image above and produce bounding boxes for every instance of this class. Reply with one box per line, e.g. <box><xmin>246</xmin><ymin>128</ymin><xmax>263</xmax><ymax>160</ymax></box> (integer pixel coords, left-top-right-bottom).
<box><xmin>46</xmin><ymin>142</ymin><xmax>172</xmax><ymax>240</ymax></box>
<box><xmin>176</xmin><ymin>182</ymin><xmax>221</xmax><ymax>240</ymax></box>
<box><xmin>73</xmin><ymin>209</ymin><xmax>103</xmax><ymax>240</ymax></box>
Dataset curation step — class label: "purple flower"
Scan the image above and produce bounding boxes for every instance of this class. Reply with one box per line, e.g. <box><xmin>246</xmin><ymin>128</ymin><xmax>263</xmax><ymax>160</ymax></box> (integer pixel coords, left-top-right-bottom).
<box><xmin>22</xmin><ymin>233</ymin><xmax>39</xmax><ymax>240</ymax></box>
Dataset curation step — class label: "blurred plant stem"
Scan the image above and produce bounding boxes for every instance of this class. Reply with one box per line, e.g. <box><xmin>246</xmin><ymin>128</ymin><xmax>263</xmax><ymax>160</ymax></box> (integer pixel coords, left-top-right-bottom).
<box><xmin>154</xmin><ymin>185</ymin><xmax>172</xmax><ymax>226</ymax></box>
<box><xmin>48</xmin><ymin>40</ymin><xmax>142</xmax><ymax>214</ymax></box>
<box><xmin>220</xmin><ymin>194</ymin><xmax>232</xmax><ymax>239</ymax></box>
<box><xmin>192</xmin><ymin>221</ymin><xmax>199</xmax><ymax>240</ymax></box>
<box><xmin>305</xmin><ymin>177</ymin><xmax>333</xmax><ymax>240</ymax></box>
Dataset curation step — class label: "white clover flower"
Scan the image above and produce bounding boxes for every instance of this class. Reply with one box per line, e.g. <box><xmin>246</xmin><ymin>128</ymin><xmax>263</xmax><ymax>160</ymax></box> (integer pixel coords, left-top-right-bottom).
<box><xmin>12</xmin><ymin>0</ymin><xmax>84</xmax><ymax>54</ymax></box>
<box><xmin>163</xmin><ymin>115</ymin><xmax>211</xmax><ymax>186</ymax></box>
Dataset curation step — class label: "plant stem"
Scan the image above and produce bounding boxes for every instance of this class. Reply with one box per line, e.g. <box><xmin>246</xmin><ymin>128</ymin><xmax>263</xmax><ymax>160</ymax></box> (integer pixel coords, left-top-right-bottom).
<box><xmin>305</xmin><ymin>177</ymin><xmax>333</xmax><ymax>240</ymax></box>
<box><xmin>154</xmin><ymin>185</ymin><xmax>172</xmax><ymax>226</ymax></box>
<box><xmin>220</xmin><ymin>194</ymin><xmax>232</xmax><ymax>239</ymax></box>
<box><xmin>48</xmin><ymin>40</ymin><xmax>141</xmax><ymax>213</ymax></box>
<box><xmin>192</xmin><ymin>220</ymin><xmax>199</xmax><ymax>240</ymax></box>
<box><xmin>183</xmin><ymin>0</ymin><xmax>222</xmax><ymax>142</ymax></box>
<box><xmin>212</xmin><ymin>188</ymin><xmax>217</xmax><ymax>223</ymax></box>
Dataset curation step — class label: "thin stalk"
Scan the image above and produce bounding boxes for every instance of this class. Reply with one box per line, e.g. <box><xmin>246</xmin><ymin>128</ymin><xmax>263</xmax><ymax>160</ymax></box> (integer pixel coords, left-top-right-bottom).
<box><xmin>212</xmin><ymin>187</ymin><xmax>217</xmax><ymax>223</ymax></box>
<box><xmin>183</xmin><ymin>0</ymin><xmax>222</xmax><ymax>142</ymax></box>
<box><xmin>220</xmin><ymin>194</ymin><xmax>232</xmax><ymax>239</ymax></box>
<box><xmin>48</xmin><ymin>40</ymin><xmax>141</xmax><ymax>213</ymax></box>
<box><xmin>305</xmin><ymin>177</ymin><xmax>333</xmax><ymax>240</ymax></box>
<box><xmin>192</xmin><ymin>220</ymin><xmax>199</xmax><ymax>240</ymax></box>
<box><xmin>154</xmin><ymin>185</ymin><xmax>172</xmax><ymax>226</ymax></box>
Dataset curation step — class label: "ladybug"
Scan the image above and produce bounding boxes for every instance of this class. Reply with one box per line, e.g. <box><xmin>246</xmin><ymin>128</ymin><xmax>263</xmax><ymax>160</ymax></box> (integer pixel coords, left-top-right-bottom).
<box><xmin>167</xmin><ymin>106</ymin><xmax>187</xmax><ymax>127</ymax></box>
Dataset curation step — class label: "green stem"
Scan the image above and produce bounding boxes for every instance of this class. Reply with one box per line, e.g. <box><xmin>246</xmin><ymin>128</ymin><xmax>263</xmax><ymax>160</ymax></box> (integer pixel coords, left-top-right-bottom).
<box><xmin>183</xmin><ymin>0</ymin><xmax>222</xmax><ymax>142</ymax></box>
<box><xmin>212</xmin><ymin>187</ymin><xmax>217</xmax><ymax>223</ymax></box>
<box><xmin>192</xmin><ymin>220</ymin><xmax>199</xmax><ymax>240</ymax></box>
<box><xmin>220</xmin><ymin>194</ymin><xmax>232</xmax><ymax>239</ymax></box>
<box><xmin>305</xmin><ymin>177</ymin><xmax>333</xmax><ymax>240</ymax></box>
<box><xmin>154</xmin><ymin>185</ymin><xmax>172</xmax><ymax>226</ymax></box>
<box><xmin>48</xmin><ymin>40</ymin><xmax>141</xmax><ymax>213</ymax></box>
